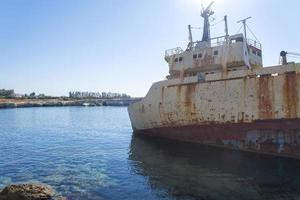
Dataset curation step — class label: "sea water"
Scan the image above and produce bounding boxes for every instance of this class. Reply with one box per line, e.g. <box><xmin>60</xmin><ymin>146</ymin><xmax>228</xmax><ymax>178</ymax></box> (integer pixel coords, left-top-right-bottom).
<box><xmin>0</xmin><ymin>107</ymin><xmax>300</xmax><ymax>200</ymax></box>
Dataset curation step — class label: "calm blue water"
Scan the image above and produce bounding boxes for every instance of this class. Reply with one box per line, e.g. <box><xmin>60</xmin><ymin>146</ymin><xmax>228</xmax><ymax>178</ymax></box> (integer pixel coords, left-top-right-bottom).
<box><xmin>1</xmin><ymin>107</ymin><xmax>300</xmax><ymax>200</ymax></box>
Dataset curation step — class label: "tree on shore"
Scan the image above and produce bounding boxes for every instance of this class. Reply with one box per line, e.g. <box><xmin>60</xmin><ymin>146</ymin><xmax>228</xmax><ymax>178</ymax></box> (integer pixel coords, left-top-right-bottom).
<box><xmin>29</xmin><ymin>92</ymin><xmax>36</xmax><ymax>97</ymax></box>
<box><xmin>69</xmin><ymin>91</ymin><xmax>131</xmax><ymax>99</ymax></box>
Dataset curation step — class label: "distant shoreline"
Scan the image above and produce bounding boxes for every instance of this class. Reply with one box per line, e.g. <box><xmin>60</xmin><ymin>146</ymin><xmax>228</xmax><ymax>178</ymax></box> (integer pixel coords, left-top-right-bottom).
<box><xmin>0</xmin><ymin>97</ymin><xmax>141</xmax><ymax>109</ymax></box>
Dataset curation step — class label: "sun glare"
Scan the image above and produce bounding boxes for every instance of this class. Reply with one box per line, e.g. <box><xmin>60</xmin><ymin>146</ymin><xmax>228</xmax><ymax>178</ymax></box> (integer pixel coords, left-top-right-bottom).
<box><xmin>182</xmin><ymin>0</ymin><xmax>224</xmax><ymax>9</ymax></box>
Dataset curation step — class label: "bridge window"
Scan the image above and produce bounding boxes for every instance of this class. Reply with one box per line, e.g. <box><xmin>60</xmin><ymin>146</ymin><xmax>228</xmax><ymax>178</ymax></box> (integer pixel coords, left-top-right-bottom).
<box><xmin>230</xmin><ymin>37</ymin><xmax>243</xmax><ymax>44</ymax></box>
<box><xmin>257</xmin><ymin>51</ymin><xmax>262</xmax><ymax>57</ymax></box>
<box><xmin>198</xmin><ymin>53</ymin><xmax>202</xmax><ymax>58</ymax></box>
<box><xmin>193</xmin><ymin>54</ymin><xmax>197</xmax><ymax>59</ymax></box>
<box><xmin>174</xmin><ymin>58</ymin><xmax>179</xmax><ymax>62</ymax></box>
<box><xmin>236</xmin><ymin>37</ymin><xmax>243</xmax><ymax>42</ymax></box>
<box><xmin>179</xmin><ymin>57</ymin><xmax>183</xmax><ymax>62</ymax></box>
<box><xmin>214</xmin><ymin>51</ymin><xmax>218</xmax><ymax>56</ymax></box>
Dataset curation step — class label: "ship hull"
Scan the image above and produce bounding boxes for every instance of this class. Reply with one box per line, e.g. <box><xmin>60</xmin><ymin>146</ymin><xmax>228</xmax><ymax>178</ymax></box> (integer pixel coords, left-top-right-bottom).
<box><xmin>128</xmin><ymin>64</ymin><xmax>300</xmax><ymax>158</ymax></box>
<box><xmin>134</xmin><ymin>119</ymin><xmax>300</xmax><ymax>158</ymax></box>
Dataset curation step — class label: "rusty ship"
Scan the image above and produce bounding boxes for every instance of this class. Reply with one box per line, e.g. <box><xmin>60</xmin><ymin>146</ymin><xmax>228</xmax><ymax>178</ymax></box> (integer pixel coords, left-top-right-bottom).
<box><xmin>128</xmin><ymin>2</ymin><xmax>300</xmax><ymax>158</ymax></box>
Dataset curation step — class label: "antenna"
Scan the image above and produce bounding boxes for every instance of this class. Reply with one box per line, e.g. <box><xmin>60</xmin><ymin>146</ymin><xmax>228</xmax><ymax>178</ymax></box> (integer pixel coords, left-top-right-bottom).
<box><xmin>203</xmin><ymin>1</ymin><xmax>215</xmax><ymax>12</ymax></box>
<box><xmin>188</xmin><ymin>25</ymin><xmax>193</xmax><ymax>44</ymax></box>
<box><xmin>237</xmin><ymin>17</ymin><xmax>252</xmax><ymax>40</ymax></box>
<box><xmin>187</xmin><ymin>25</ymin><xmax>194</xmax><ymax>49</ymax></box>
<box><xmin>188</xmin><ymin>25</ymin><xmax>194</xmax><ymax>50</ymax></box>
<box><xmin>224</xmin><ymin>15</ymin><xmax>229</xmax><ymax>42</ymax></box>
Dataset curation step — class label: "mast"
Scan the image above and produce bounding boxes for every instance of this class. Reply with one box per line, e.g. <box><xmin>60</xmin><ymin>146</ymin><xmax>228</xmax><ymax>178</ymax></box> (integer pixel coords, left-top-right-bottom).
<box><xmin>224</xmin><ymin>15</ymin><xmax>229</xmax><ymax>42</ymax></box>
<box><xmin>187</xmin><ymin>24</ymin><xmax>194</xmax><ymax>49</ymax></box>
<box><xmin>201</xmin><ymin>1</ymin><xmax>215</xmax><ymax>45</ymax></box>
<box><xmin>237</xmin><ymin>17</ymin><xmax>252</xmax><ymax>40</ymax></box>
<box><xmin>188</xmin><ymin>24</ymin><xmax>193</xmax><ymax>44</ymax></box>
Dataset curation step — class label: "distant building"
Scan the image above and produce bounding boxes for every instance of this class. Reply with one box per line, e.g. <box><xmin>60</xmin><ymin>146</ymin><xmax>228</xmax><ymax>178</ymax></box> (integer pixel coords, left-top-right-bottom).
<box><xmin>0</xmin><ymin>89</ymin><xmax>15</xmax><ymax>98</ymax></box>
<box><xmin>69</xmin><ymin>91</ymin><xmax>131</xmax><ymax>99</ymax></box>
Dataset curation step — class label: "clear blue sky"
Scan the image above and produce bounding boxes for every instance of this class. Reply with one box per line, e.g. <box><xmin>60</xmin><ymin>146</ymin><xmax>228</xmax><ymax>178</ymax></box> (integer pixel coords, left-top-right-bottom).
<box><xmin>0</xmin><ymin>0</ymin><xmax>299</xmax><ymax>97</ymax></box>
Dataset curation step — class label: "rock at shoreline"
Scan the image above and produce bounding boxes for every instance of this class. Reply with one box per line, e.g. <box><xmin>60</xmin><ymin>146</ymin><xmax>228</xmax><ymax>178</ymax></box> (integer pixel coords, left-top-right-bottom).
<box><xmin>0</xmin><ymin>103</ymin><xmax>16</xmax><ymax>109</ymax></box>
<box><xmin>0</xmin><ymin>183</ymin><xmax>65</xmax><ymax>200</ymax></box>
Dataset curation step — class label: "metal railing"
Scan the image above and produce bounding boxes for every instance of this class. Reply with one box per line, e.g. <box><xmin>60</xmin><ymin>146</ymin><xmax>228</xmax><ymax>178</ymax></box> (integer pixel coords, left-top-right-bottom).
<box><xmin>190</xmin><ymin>36</ymin><xmax>227</xmax><ymax>49</ymax></box>
<box><xmin>210</xmin><ymin>36</ymin><xmax>227</xmax><ymax>47</ymax></box>
<box><xmin>247</xmin><ymin>39</ymin><xmax>261</xmax><ymax>50</ymax></box>
<box><xmin>165</xmin><ymin>36</ymin><xmax>262</xmax><ymax>57</ymax></box>
<box><xmin>165</xmin><ymin>47</ymin><xmax>184</xmax><ymax>57</ymax></box>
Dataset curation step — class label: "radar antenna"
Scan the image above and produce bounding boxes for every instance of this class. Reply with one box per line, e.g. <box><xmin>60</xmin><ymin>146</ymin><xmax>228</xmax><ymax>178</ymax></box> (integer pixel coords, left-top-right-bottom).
<box><xmin>201</xmin><ymin>1</ymin><xmax>215</xmax><ymax>44</ymax></box>
<box><xmin>237</xmin><ymin>17</ymin><xmax>252</xmax><ymax>40</ymax></box>
<box><xmin>280</xmin><ymin>51</ymin><xmax>300</xmax><ymax>65</ymax></box>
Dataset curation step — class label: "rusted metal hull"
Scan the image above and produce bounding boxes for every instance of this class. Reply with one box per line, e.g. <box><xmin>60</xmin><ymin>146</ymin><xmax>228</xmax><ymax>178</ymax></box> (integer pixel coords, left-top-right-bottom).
<box><xmin>134</xmin><ymin>119</ymin><xmax>300</xmax><ymax>158</ymax></box>
<box><xmin>128</xmin><ymin>64</ymin><xmax>300</xmax><ymax>158</ymax></box>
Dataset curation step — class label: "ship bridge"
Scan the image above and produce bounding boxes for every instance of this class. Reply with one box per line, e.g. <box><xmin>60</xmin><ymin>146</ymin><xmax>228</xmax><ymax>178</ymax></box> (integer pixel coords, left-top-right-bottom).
<box><xmin>164</xmin><ymin>3</ymin><xmax>263</xmax><ymax>79</ymax></box>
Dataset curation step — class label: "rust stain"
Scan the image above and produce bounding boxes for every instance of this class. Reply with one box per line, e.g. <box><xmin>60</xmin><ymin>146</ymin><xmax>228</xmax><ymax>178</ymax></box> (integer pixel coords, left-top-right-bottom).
<box><xmin>158</xmin><ymin>102</ymin><xmax>163</xmax><ymax>112</ymax></box>
<box><xmin>202</xmin><ymin>55</ymin><xmax>214</xmax><ymax>66</ymax></box>
<box><xmin>161</xmin><ymin>86</ymin><xmax>165</xmax><ymax>103</ymax></box>
<box><xmin>185</xmin><ymin>84</ymin><xmax>197</xmax><ymax>119</ymax></box>
<box><xmin>283</xmin><ymin>72</ymin><xmax>298</xmax><ymax>118</ymax></box>
<box><xmin>226</xmin><ymin>61</ymin><xmax>244</xmax><ymax>68</ymax></box>
<box><xmin>179</xmin><ymin>70</ymin><xmax>185</xmax><ymax>82</ymax></box>
<box><xmin>170</xmin><ymin>56</ymin><xmax>176</xmax><ymax>71</ymax></box>
<box><xmin>221</xmin><ymin>66</ymin><xmax>229</xmax><ymax>79</ymax></box>
<box><xmin>257</xmin><ymin>75</ymin><xmax>274</xmax><ymax>119</ymax></box>
<box><xmin>241</xmin><ymin>77</ymin><xmax>247</xmax><ymax>122</ymax></box>
<box><xmin>195</xmin><ymin>59</ymin><xmax>200</xmax><ymax>68</ymax></box>
<box><xmin>221</xmin><ymin>71</ymin><xmax>227</xmax><ymax>80</ymax></box>
<box><xmin>243</xmin><ymin>78</ymin><xmax>247</xmax><ymax>96</ymax></box>
<box><xmin>176</xmin><ymin>85</ymin><xmax>182</xmax><ymax>111</ymax></box>
<box><xmin>159</xmin><ymin>86</ymin><xmax>173</xmax><ymax>124</ymax></box>
<box><xmin>298</xmin><ymin>73</ymin><xmax>300</xmax><ymax>114</ymax></box>
<box><xmin>201</xmin><ymin>49</ymin><xmax>214</xmax><ymax>66</ymax></box>
<box><xmin>136</xmin><ymin>120</ymin><xmax>300</xmax><ymax>158</ymax></box>
<box><xmin>238</xmin><ymin>112</ymin><xmax>245</xmax><ymax>123</ymax></box>
<box><xmin>141</xmin><ymin>104</ymin><xmax>145</xmax><ymax>113</ymax></box>
<box><xmin>158</xmin><ymin>87</ymin><xmax>165</xmax><ymax>119</ymax></box>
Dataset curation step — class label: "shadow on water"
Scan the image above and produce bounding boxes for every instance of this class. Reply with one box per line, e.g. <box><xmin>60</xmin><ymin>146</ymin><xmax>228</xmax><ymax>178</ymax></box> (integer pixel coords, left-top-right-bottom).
<box><xmin>128</xmin><ymin>134</ymin><xmax>300</xmax><ymax>200</ymax></box>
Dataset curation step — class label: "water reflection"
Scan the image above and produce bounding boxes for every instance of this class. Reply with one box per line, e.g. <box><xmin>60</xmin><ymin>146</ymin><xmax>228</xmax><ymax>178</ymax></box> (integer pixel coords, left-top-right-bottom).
<box><xmin>129</xmin><ymin>134</ymin><xmax>300</xmax><ymax>200</ymax></box>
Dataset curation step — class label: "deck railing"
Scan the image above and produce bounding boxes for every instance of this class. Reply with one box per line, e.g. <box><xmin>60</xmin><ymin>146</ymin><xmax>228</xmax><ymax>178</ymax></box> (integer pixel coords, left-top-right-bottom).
<box><xmin>165</xmin><ymin>36</ymin><xmax>261</xmax><ymax>57</ymax></box>
<box><xmin>247</xmin><ymin>39</ymin><xmax>262</xmax><ymax>50</ymax></box>
<box><xmin>165</xmin><ymin>47</ymin><xmax>184</xmax><ymax>57</ymax></box>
